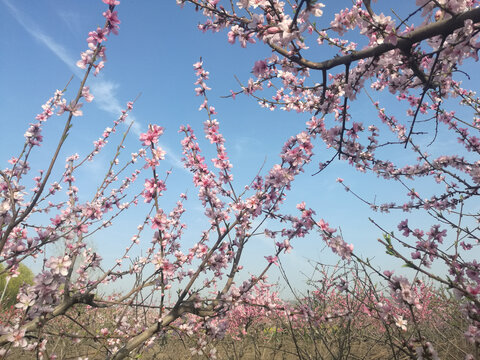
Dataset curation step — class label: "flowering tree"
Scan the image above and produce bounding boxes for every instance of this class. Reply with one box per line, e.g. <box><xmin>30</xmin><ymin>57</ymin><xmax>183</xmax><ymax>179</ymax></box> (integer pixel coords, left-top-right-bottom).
<box><xmin>178</xmin><ymin>0</ymin><xmax>480</xmax><ymax>358</ymax></box>
<box><xmin>0</xmin><ymin>1</ymin><xmax>321</xmax><ymax>358</ymax></box>
<box><xmin>0</xmin><ymin>0</ymin><xmax>479</xmax><ymax>359</ymax></box>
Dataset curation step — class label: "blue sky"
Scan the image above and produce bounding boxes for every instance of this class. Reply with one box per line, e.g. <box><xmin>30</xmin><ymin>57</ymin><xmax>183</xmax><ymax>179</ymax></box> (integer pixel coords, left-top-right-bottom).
<box><xmin>1</xmin><ymin>0</ymin><xmax>477</xmax><ymax>295</ymax></box>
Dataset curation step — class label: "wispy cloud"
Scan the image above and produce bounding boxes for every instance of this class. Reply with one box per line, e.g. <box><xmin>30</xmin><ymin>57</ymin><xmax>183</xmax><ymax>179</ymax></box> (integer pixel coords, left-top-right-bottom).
<box><xmin>2</xmin><ymin>0</ymin><xmax>81</xmax><ymax>77</ymax></box>
<box><xmin>88</xmin><ymin>80</ymin><xmax>185</xmax><ymax>170</ymax></box>
<box><xmin>57</xmin><ymin>10</ymin><xmax>83</xmax><ymax>36</ymax></box>
<box><xmin>3</xmin><ymin>0</ymin><xmax>185</xmax><ymax>171</ymax></box>
<box><xmin>88</xmin><ymin>79</ymin><xmax>143</xmax><ymax>136</ymax></box>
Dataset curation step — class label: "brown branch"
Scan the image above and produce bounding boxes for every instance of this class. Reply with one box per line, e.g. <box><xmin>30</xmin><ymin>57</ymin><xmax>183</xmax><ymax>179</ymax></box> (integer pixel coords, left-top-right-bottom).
<box><xmin>267</xmin><ymin>7</ymin><xmax>480</xmax><ymax>70</ymax></box>
<box><xmin>108</xmin><ymin>301</ymin><xmax>215</xmax><ymax>360</ymax></box>
<box><xmin>404</xmin><ymin>35</ymin><xmax>447</xmax><ymax>146</ymax></box>
<box><xmin>0</xmin><ymin>35</ymin><xmax>110</xmax><ymax>255</ymax></box>
<box><xmin>0</xmin><ymin>293</ymin><xmax>95</xmax><ymax>347</ymax></box>
<box><xmin>363</xmin><ymin>0</ymin><xmax>375</xmax><ymax>19</ymax></box>
<box><xmin>290</xmin><ymin>0</ymin><xmax>307</xmax><ymax>31</ymax></box>
<box><xmin>338</xmin><ymin>63</ymin><xmax>350</xmax><ymax>158</ymax></box>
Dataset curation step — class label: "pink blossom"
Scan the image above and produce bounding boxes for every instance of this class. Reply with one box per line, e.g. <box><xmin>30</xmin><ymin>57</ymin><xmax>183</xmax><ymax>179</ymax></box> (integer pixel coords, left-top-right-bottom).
<box><xmin>140</xmin><ymin>125</ymin><xmax>164</xmax><ymax>146</ymax></box>
<box><xmin>252</xmin><ymin>60</ymin><xmax>268</xmax><ymax>77</ymax></box>
<box><xmin>58</xmin><ymin>101</ymin><xmax>83</xmax><ymax>117</ymax></box>
<box><xmin>395</xmin><ymin>315</ymin><xmax>407</xmax><ymax>331</ymax></box>
<box><xmin>94</xmin><ymin>61</ymin><xmax>105</xmax><ymax>76</ymax></box>
<box><xmin>76</xmin><ymin>49</ymin><xmax>94</xmax><ymax>69</ymax></box>
<box><xmin>103</xmin><ymin>9</ymin><xmax>120</xmax><ymax>35</ymax></box>
<box><xmin>102</xmin><ymin>0</ymin><xmax>120</xmax><ymax>5</ymax></box>
<box><xmin>82</xmin><ymin>86</ymin><xmax>94</xmax><ymax>102</ymax></box>
<box><xmin>87</xmin><ymin>27</ymin><xmax>108</xmax><ymax>45</ymax></box>
<box><xmin>265</xmin><ymin>255</ymin><xmax>279</xmax><ymax>266</ymax></box>
<box><xmin>7</xmin><ymin>328</ymin><xmax>27</xmax><ymax>348</ymax></box>
<box><xmin>46</xmin><ymin>255</ymin><xmax>72</xmax><ymax>276</ymax></box>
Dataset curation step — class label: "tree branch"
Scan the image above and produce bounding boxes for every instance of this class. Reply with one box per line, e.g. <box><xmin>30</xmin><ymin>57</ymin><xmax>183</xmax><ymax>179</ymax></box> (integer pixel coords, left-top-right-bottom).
<box><xmin>268</xmin><ymin>7</ymin><xmax>480</xmax><ymax>71</ymax></box>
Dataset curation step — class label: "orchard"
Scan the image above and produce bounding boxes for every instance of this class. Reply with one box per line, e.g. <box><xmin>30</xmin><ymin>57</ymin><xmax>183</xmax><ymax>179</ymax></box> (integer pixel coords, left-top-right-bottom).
<box><xmin>0</xmin><ymin>0</ymin><xmax>479</xmax><ymax>359</ymax></box>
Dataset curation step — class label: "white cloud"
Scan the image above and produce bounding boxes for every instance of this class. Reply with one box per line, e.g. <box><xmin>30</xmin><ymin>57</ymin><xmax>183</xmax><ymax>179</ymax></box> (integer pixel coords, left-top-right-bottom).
<box><xmin>88</xmin><ymin>79</ymin><xmax>141</xmax><ymax>133</ymax></box>
<box><xmin>158</xmin><ymin>142</ymin><xmax>185</xmax><ymax>170</ymax></box>
<box><xmin>2</xmin><ymin>0</ymin><xmax>81</xmax><ymax>77</ymax></box>
<box><xmin>89</xmin><ymin>79</ymin><xmax>185</xmax><ymax>170</ymax></box>
<box><xmin>57</xmin><ymin>10</ymin><xmax>83</xmax><ymax>36</ymax></box>
<box><xmin>3</xmin><ymin>0</ymin><xmax>186</xmax><ymax>172</ymax></box>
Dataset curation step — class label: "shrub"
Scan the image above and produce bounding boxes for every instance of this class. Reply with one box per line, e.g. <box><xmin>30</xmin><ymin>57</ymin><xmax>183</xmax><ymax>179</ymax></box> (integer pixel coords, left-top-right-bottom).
<box><xmin>0</xmin><ymin>264</ymin><xmax>34</xmax><ymax>308</ymax></box>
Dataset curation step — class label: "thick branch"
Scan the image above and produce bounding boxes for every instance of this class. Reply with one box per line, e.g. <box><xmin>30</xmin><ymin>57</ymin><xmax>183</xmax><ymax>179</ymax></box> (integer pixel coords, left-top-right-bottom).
<box><xmin>268</xmin><ymin>7</ymin><xmax>480</xmax><ymax>70</ymax></box>
<box><xmin>0</xmin><ymin>293</ymin><xmax>94</xmax><ymax>347</ymax></box>
<box><xmin>109</xmin><ymin>301</ymin><xmax>214</xmax><ymax>360</ymax></box>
